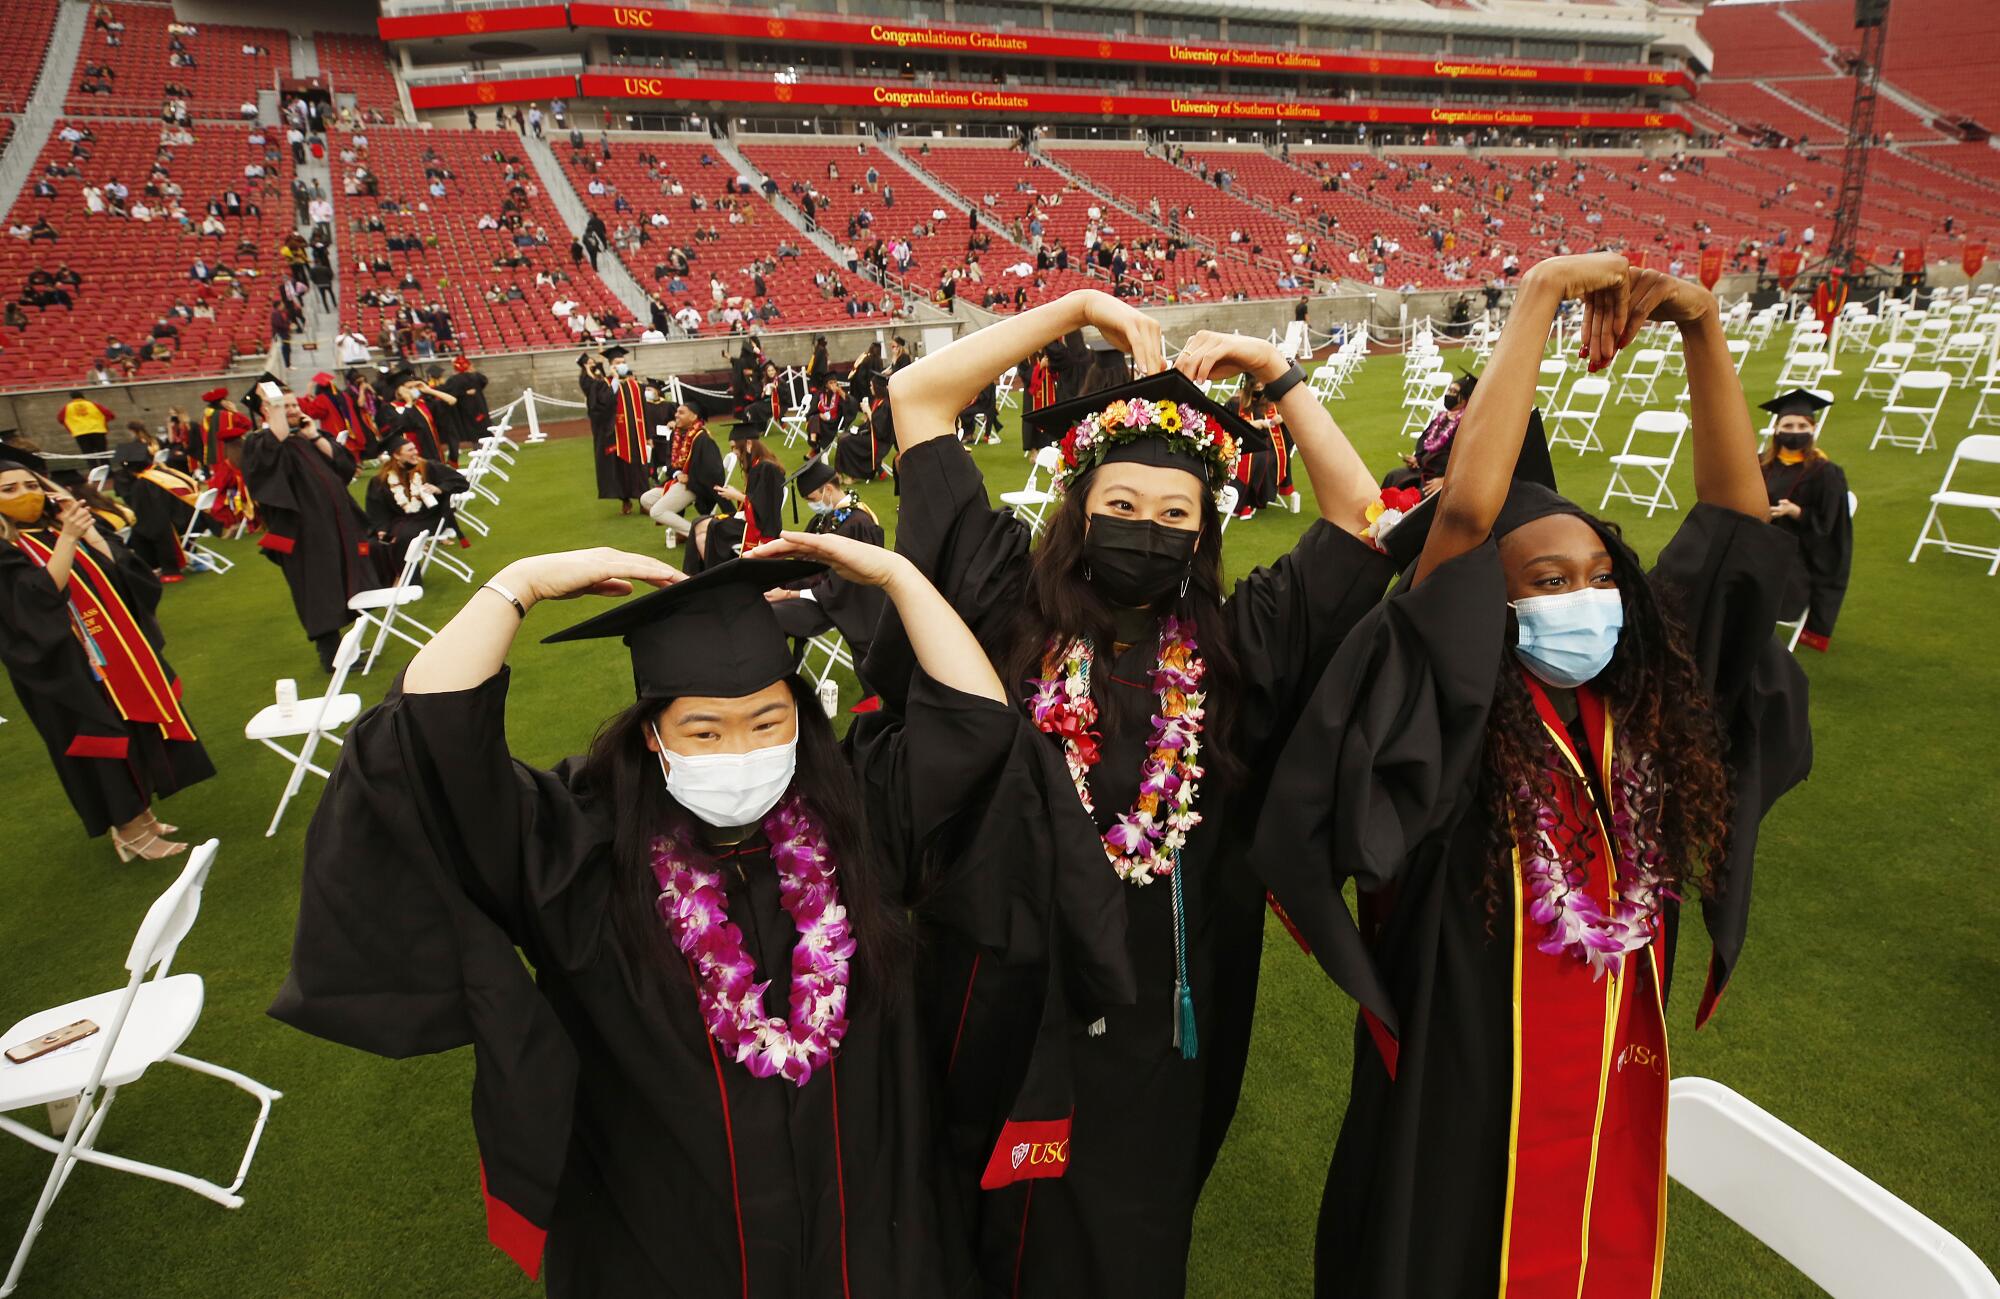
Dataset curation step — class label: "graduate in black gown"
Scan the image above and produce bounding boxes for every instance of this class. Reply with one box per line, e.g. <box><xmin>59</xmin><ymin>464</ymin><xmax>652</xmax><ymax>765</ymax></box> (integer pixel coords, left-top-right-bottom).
<box><xmin>376</xmin><ymin>366</ymin><xmax>455</xmax><ymax>464</ymax></box>
<box><xmin>768</xmin><ymin>459</ymin><xmax>888</xmax><ymax>667</ymax></box>
<box><xmin>581</xmin><ymin>346</ymin><xmax>653</xmax><ymax>512</ymax></box>
<box><xmin>271</xmin><ymin>533</ymin><xmax>1062</xmax><ymax>1298</ymax></box>
<box><xmin>364</xmin><ymin>434</ymin><xmax>470</xmax><ymax>578</ymax></box>
<box><xmin>832</xmin><ymin>374</ymin><xmax>893</xmax><ymax>484</ymax></box>
<box><xmin>1760</xmin><ymin>388</ymin><xmax>1852</xmax><ymax>651</ymax></box>
<box><xmin>110</xmin><ymin>439</ymin><xmax>203</xmax><ymax>579</ymax></box>
<box><xmin>877</xmin><ymin>289</ymin><xmax>1391</xmax><ymax>1298</ymax></box>
<box><xmin>240</xmin><ymin>383</ymin><xmax>372</xmax><ymax>672</ymax></box>
<box><xmin>694</xmin><ymin>437</ymin><xmax>785</xmax><ymax>574</ymax></box>
<box><xmin>437</xmin><ymin>356</ymin><xmax>492</xmax><ymax>464</ymax></box>
<box><xmin>1252</xmin><ymin>256</ymin><xmax>1814</xmax><ymax>1299</ymax></box>
<box><xmin>641</xmin><ymin>399</ymin><xmax>727</xmax><ymax>549</ymax></box>
<box><xmin>1382</xmin><ymin>372</ymin><xmax>1475</xmax><ymax>492</ymax></box>
<box><xmin>0</xmin><ymin>446</ymin><xmax>212</xmax><ymax>859</ymax></box>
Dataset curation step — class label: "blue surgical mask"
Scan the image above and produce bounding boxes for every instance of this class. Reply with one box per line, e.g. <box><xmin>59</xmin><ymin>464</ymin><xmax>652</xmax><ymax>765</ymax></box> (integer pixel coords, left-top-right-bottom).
<box><xmin>1511</xmin><ymin>586</ymin><xmax>1623</xmax><ymax>689</ymax></box>
<box><xmin>806</xmin><ymin>496</ymin><xmax>835</xmax><ymax>516</ymax></box>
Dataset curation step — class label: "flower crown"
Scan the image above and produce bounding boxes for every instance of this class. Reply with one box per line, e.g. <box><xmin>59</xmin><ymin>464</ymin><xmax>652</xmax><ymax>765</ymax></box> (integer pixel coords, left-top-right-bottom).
<box><xmin>1055</xmin><ymin>397</ymin><xmax>1240</xmax><ymax>502</ymax></box>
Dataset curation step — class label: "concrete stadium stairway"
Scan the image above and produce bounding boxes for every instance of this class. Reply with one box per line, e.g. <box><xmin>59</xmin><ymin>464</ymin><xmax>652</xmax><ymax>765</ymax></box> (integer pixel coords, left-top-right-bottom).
<box><xmin>519</xmin><ymin>130</ymin><xmax>661</xmax><ymax>333</ymax></box>
<box><xmin>0</xmin><ymin>0</ymin><xmax>88</xmax><ymax>215</ymax></box>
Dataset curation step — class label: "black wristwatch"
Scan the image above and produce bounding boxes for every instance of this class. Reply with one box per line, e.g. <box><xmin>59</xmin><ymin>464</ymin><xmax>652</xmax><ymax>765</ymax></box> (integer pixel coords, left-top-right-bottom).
<box><xmin>1263</xmin><ymin>362</ymin><xmax>1307</xmax><ymax>403</ymax></box>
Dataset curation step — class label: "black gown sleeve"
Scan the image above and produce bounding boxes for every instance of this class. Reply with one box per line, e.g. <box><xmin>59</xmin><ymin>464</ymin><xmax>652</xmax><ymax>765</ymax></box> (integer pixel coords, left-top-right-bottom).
<box><xmin>270</xmin><ymin>669</ymin><xmax>606</xmax><ymax>1232</ymax></box>
<box><xmin>747</xmin><ymin>460</ymin><xmax>784</xmax><ymax>537</ymax></box>
<box><xmin>0</xmin><ymin>544</ymin><xmax>123</xmax><ymax>729</ymax></box>
<box><xmin>1797</xmin><ymin>463</ymin><xmax>1852</xmax><ymax>633</ymax></box>
<box><xmin>1647</xmin><ymin>503</ymin><xmax>1813</xmax><ymax>1020</ymax></box>
<box><xmin>363</xmin><ymin>476</ymin><xmax>394</xmax><ymax>534</ymax></box>
<box><xmin>429</xmin><ymin>460</ymin><xmax>470</xmax><ymax>498</ymax></box>
<box><xmin>686</xmin><ymin>436</ymin><xmax>725</xmax><ymax>511</ymax></box>
<box><xmin>1250</xmin><ymin>543</ymin><xmax>1510</xmax><ymax>1031</ymax></box>
<box><xmin>238</xmin><ymin>430</ymin><xmax>299</xmax><ymax>511</ymax></box>
<box><xmin>862</xmin><ymin>436</ymin><xmax>1031</xmax><ymax>710</ymax></box>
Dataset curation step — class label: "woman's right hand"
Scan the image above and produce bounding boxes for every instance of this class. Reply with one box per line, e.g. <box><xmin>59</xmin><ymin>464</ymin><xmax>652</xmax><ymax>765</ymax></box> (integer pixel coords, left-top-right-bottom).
<box><xmin>1080</xmin><ymin>290</ymin><xmax>1165</xmax><ymax>375</ymax></box>
<box><xmin>56</xmin><ymin>496</ymin><xmax>94</xmax><ymax>542</ymax></box>
<box><xmin>494</xmin><ymin>547</ymin><xmax>682</xmax><ymax>608</ymax></box>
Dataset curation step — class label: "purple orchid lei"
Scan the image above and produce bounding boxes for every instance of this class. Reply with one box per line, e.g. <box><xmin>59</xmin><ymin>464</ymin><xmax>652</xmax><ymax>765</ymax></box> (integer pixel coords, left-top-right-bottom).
<box><xmin>1026</xmin><ymin>617</ymin><xmax>1207</xmax><ymax>886</ymax></box>
<box><xmin>1519</xmin><ymin>751</ymin><xmax>1672</xmax><ymax>980</ymax></box>
<box><xmin>649</xmin><ymin>796</ymin><xmax>854</xmax><ymax>1086</ymax></box>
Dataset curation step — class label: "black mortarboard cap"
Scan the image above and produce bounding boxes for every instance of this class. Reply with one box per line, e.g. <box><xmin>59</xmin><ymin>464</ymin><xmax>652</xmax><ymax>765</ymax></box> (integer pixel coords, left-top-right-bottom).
<box><xmin>242</xmin><ymin>371</ymin><xmax>285</xmax><ymax>416</ymax></box>
<box><xmin>1022</xmin><ymin>369</ymin><xmax>1271</xmax><ymax>481</ymax></box>
<box><xmin>1379</xmin><ymin>410</ymin><xmax>1563</xmax><ymax>569</ymax></box>
<box><xmin>1759</xmin><ymin>388</ymin><xmax>1833</xmax><ymax>420</ymax></box>
<box><xmin>601</xmin><ymin>345</ymin><xmax>629</xmax><ymax>361</ymax></box>
<box><xmin>541</xmin><ymin>556</ymin><xmax>828</xmax><ymax>699</ymax></box>
<box><xmin>0</xmin><ymin>443</ymin><xmax>48</xmax><ymax>475</ymax></box>
<box><xmin>793</xmin><ymin>458</ymin><xmax>836</xmax><ymax>499</ymax></box>
<box><xmin>113</xmin><ymin>441</ymin><xmax>152</xmax><ymax>467</ymax></box>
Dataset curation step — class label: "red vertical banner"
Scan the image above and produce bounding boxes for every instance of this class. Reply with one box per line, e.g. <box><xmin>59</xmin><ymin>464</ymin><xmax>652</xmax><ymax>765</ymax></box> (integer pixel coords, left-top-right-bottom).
<box><xmin>1777</xmin><ymin>250</ymin><xmax>1803</xmax><ymax>289</ymax></box>
<box><xmin>1698</xmin><ymin>247</ymin><xmax>1723</xmax><ymax>288</ymax></box>
<box><xmin>1964</xmin><ymin>243</ymin><xmax>1987</xmax><ymax>277</ymax></box>
<box><xmin>1904</xmin><ymin>242</ymin><xmax>1927</xmax><ymax>275</ymax></box>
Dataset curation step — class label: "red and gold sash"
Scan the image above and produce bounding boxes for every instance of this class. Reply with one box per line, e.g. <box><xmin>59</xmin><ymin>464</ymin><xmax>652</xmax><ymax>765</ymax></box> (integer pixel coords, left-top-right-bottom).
<box><xmin>611</xmin><ymin>378</ymin><xmax>646</xmax><ymax>464</ymax></box>
<box><xmin>138</xmin><ymin>465</ymin><xmax>202</xmax><ymax>509</ymax></box>
<box><xmin>670</xmin><ymin>420</ymin><xmax>705</xmax><ymax>475</ymax></box>
<box><xmin>16</xmin><ymin>532</ymin><xmax>198</xmax><ymax>749</ymax></box>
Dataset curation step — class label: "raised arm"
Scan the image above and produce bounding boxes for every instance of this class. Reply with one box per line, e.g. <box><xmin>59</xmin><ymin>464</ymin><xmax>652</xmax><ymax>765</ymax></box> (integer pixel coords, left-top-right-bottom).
<box><xmin>1609</xmin><ymin>268</ymin><xmax>1765</xmax><ymax>519</ymax></box>
<box><xmin>1172</xmin><ymin>330</ymin><xmax>1376</xmax><ymax>533</ymax></box>
<box><xmin>750</xmin><ymin>531</ymin><xmax>1006</xmax><ymax>704</ymax></box>
<box><xmin>886</xmin><ymin>288</ymin><xmax>1163</xmax><ymax>455</ymax></box>
<box><xmin>1414</xmin><ymin>252</ymin><xmax>1630</xmax><ymax>586</ymax></box>
<box><xmin>404</xmin><ymin>548</ymin><xmax>682</xmax><ymax>694</ymax></box>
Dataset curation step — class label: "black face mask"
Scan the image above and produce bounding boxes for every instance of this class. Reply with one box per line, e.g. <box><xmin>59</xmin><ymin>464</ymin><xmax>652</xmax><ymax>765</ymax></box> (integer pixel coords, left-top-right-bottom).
<box><xmin>1082</xmin><ymin>514</ymin><xmax>1200</xmax><ymax>608</ymax></box>
<box><xmin>1774</xmin><ymin>431</ymin><xmax>1814</xmax><ymax>452</ymax></box>
<box><xmin>1441</xmin><ymin>389</ymin><xmax>1462</xmax><ymax>411</ymax></box>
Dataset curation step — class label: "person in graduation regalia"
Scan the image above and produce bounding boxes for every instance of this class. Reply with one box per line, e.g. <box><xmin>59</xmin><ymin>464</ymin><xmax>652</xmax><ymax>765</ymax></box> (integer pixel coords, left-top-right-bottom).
<box><xmin>1226</xmin><ymin>379</ymin><xmax>1284</xmax><ymax>517</ymax></box>
<box><xmin>376</xmin><ymin>366</ymin><xmax>455</xmax><ymax>465</ymax></box>
<box><xmin>437</xmin><ymin>356</ymin><xmax>492</xmax><ymax>464</ymax></box>
<box><xmin>0</xmin><ymin>446</ymin><xmax>212</xmax><ymax>860</ymax></box>
<box><xmin>694</xmin><ymin>436</ymin><xmax>785</xmax><ymax>575</ymax></box>
<box><xmin>1760</xmin><ymin>388</ymin><xmax>1852</xmax><ymax>651</ymax></box>
<box><xmin>1252</xmin><ymin>255</ymin><xmax>1814</xmax><ymax>1299</ymax></box>
<box><xmin>332</xmin><ymin>368</ymin><xmax>381</xmax><ymax>458</ymax></box>
<box><xmin>306</xmin><ymin>374</ymin><xmax>352</xmax><ymax>449</ymax></box>
<box><xmin>877</xmin><ymin>288</ymin><xmax>1389</xmax><ymax>1299</ymax></box>
<box><xmin>640</xmin><ymin>399</ymin><xmax>726</xmax><ymax>549</ymax></box>
<box><xmin>805</xmin><ymin>376</ymin><xmax>850</xmax><ymax>456</ymax></box>
<box><xmin>194</xmin><ymin>387</ymin><xmax>257</xmax><ymax>533</ymax></box>
<box><xmin>767</xmin><ymin>458</ymin><xmax>888</xmax><ymax>669</ymax></box>
<box><xmin>365</xmin><ymin>434</ymin><xmax>470</xmax><ymax>579</ymax></box>
<box><xmin>271</xmin><ymin>534</ymin><xmax>1065</xmax><ymax>1298</ymax></box>
<box><xmin>110</xmin><ymin>440</ymin><xmax>204</xmax><ymax>579</ymax></box>
<box><xmin>580</xmin><ymin>346</ymin><xmax>652</xmax><ymax>513</ymax></box>
<box><xmin>240</xmin><ymin>383</ymin><xmax>373</xmax><ymax>673</ymax></box>
<box><xmin>832</xmin><ymin>373</ymin><xmax>894</xmax><ymax>485</ymax></box>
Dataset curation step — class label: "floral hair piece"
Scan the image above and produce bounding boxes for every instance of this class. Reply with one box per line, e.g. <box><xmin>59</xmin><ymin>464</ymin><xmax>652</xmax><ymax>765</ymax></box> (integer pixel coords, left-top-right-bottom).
<box><xmin>1055</xmin><ymin>396</ymin><xmax>1240</xmax><ymax>503</ymax></box>
<box><xmin>1358</xmin><ymin>485</ymin><xmax>1423</xmax><ymax>553</ymax></box>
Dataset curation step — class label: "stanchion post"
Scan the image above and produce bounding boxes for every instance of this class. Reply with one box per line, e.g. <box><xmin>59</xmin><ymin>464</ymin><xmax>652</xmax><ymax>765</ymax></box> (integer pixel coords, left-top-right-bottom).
<box><xmin>523</xmin><ymin>388</ymin><xmax>544</xmax><ymax>442</ymax></box>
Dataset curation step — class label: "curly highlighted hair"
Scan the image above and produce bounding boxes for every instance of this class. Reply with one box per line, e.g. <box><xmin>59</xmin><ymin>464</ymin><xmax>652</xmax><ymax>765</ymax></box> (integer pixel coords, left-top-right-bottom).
<box><xmin>1478</xmin><ymin>513</ymin><xmax>1734</xmax><ymax>923</ymax></box>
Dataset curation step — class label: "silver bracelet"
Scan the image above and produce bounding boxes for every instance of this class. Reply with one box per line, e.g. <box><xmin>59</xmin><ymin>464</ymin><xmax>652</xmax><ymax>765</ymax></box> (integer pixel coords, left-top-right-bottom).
<box><xmin>481</xmin><ymin>578</ymin><xmax>527</xmax><ymax>619</ymax></box>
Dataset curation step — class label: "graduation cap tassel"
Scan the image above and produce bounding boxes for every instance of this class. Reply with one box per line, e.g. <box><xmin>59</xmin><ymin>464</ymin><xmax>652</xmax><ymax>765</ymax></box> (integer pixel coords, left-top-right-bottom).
<box><xmin>1169</xmin><ymin>847</ymin><xmax>1198</xmax><ymax>1061</ymax></box>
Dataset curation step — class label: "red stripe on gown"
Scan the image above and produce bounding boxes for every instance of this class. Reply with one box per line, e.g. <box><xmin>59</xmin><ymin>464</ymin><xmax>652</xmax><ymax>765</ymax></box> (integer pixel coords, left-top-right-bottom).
<box><xmin>1504</xmin><ymin>678</ymin><xmax>1667</xmax><ymax>1297</ymax></box>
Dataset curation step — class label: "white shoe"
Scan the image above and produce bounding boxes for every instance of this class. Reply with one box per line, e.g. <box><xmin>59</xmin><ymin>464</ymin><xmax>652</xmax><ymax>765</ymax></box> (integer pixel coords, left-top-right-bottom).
<box><xmin>664</xmin><ymin>531</ymin><xmax>684</xmax><ymax>549</ymax></box>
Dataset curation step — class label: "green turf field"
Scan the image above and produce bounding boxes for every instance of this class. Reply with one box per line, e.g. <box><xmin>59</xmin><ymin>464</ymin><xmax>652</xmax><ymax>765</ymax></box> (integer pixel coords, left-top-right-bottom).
<box><xmin>2</xmin><ymin>333</ymin><xmax>1996</xmax><ymax>1297</ymax></box>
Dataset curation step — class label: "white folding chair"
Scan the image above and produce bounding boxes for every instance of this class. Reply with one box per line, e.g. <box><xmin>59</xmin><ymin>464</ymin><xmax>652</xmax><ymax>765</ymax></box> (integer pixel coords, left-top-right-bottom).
<box><xmin>1854</xmin><ymin>341</ymin><xmax>1916</xmax><ymax>399</ymax></box>
<box><xmin>85</xmin><ymin>465</ymin><xmax>110</xmax><ymax>490</ymax></box>
<box><xmin>1402</xmin><ymin>352</ymin><xmax>1443</xmax><ymax>390</ymax></box>
<box><xmin>1546</xmin><ymin>375</ymin><xmax>1611</xmax><ymax>454</ymax></box>
<box><xmin>1776</xmin><ymin>347</ymin><xmax>1830</xmax><ymax>392</ymax></box>
<box><xmin>1215</xmin><ymin>484</ymin><xmax>1241</xmax><ymax>535</ymax></box>
<box><xmin>1776</xmin><ymin>491</ymin><xmax>1856</xmax><ymax>649</ymax></box>
<box><xmin>1908</xmin><ymin>434</ymin><xmax>2000</xmax><ymax>574</ymax></box>
<box><xmin>721</xmin><ymin>449</ymin><xmax>740</xmax><ymax>489</ymax></box>
<box><xmin>1870</xmin><ymin>371</ymin><xmax>1951</xmax><ymax>453</ymax></box>
<box><xmin>799</xmin><ymin>630</ymin><xmax>854</xmax><ymax>690</ymax></box>
<box><xmin>1</xmin><ymin>841</ymin><xmax>283</xmax><ymax>1298</ymax></box>
<box><xmin>773</xmin><ymin>369</ymin><xmax>811</xmax><ymax>448</ymax></box>
<box><xmin>1937</xmin><ymin>332</ymin><xmax>1988</xmax><ymax>387</ymax></box>
<box><xmin>1667</xmin><ymin>1078</ymin><xmax>2000</xmax><ymax>1299</ymax></box>
<box><xmin>1726</xmin><ymin>337</ymin><xmax>1751</xmax><ymax>373</ymax></box>
<box><xmin>1910</xmin><ymin>316</ymin><xmax>1952</xmax><ymax>362</ymax></box>
<box><xmin>1613</xmin><ymin>349</ymin><xmax>1664</xmax><ymax>404</ymax></box>
<box><xmin>244</xmin><ymin>622</ymin><xmax>365</xmax><ymax>835</ymax></box>
<box><xmin>999</xmin><ymin>445</ymin><xmax>1062</xmax><ymax>536</ymax></box>
<box><xmin>178</xmin><ymin>487</ymin><xmax>234</xmax><ymax>574</ymax></box>
<box><xmin>1400</xmin><ymin>371</ymin><xmax>1453</xmax><ymax>439</ymax></box>
<box><xmin>1535</xmin><ymin>358</ymin><xmax>1568</xmax><ymax>407</ymax></box>
<box><xmin>448</xmin><ymin>491</ymin><xmax>489</xmax><ymax>538</ymax></box>
<box><xmin>1600</xmin><ymin>410</ymin><xmax>1688</xmax><ymax>517</ymax></box>
<box><xmin>418</xmin><ymin>517</ymin><xmax>474</xmax><ymax>584</ymax></box>
<box><xmin>994</xmin><ymin>370</ymin><xmax>1019</xmax><ymax>412</ymax></box>
<box><xmin>1970</xmin><ymin>360</ymin><xmax>2000</xmax><ymax>428</ymax></box>
<box><xmin>348</xmin><ymin>529</ymin><xmax>438</xmax><ymax>674</ymax></box>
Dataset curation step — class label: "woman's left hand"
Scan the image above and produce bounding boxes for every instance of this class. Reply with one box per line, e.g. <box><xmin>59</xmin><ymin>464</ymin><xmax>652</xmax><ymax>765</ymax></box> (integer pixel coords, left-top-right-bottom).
<box><xmin>1770</xmin><ymin>499</ymin><xmax>1802</xmax><ymax>520</ymax></box>
<box><xmin>748</xmin><ymin>530</ymin><xmax>911</xmax><ymax>588</ymax></box>
<box><xmin>1174</xmin><ymin>330</ymin><xmax>1285</xmax><ymax>384</ymax></box>
<box><xmin>715</xmin><ymin>484</ymin><xmax>745</xmax><ymax>504</ymax></box>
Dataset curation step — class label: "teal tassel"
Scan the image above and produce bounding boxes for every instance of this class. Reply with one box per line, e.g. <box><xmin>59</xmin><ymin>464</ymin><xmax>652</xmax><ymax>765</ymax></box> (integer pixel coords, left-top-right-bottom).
<box><xmin>1175</xmin><ymin>981</ymin><xmax>1198</xmax><ymax>1061</ymax></box>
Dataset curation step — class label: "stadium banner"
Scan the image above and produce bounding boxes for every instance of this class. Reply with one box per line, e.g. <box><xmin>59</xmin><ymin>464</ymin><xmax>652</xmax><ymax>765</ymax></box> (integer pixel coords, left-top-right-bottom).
<box><xmin>379</xmin><ymin>5</ymin><xmax>570</xmax><ymax>40</ymax></box>
<box><xmin>574</xmin><ymin>74</ymin><xmax>1692</xmax><ymax>132</ymax></box>
<box><xmin>1965</xmin><ymin>243</ymin><xmax>1986</xmax><ymax>277</ymax></box>
<box><xmin>408</xmin><ymin>75</ymin><xmax>581</xmax><ymax>110</ymax></box>
<box><xmin>1776</xmin><ymin>250</ymin><xmax>1803</xmax><ymax>289</ymax></box>
<box><xmin>1698</xmin><ymin>247</ymin><xmax>1723</xmax><ymax>288</ymax></box>
<box><xmin>566</xmin><ymin>6</ymin><xmax>1692</xmax><ymax>91</ymax></box>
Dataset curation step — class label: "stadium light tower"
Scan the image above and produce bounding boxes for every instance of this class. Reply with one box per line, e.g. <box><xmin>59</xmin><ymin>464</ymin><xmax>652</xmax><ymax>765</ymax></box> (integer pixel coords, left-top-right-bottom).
<box><xmin>1824</xmin><ymin>0</ymin><xmax>1893</xmax><ymax>286</ymax></box>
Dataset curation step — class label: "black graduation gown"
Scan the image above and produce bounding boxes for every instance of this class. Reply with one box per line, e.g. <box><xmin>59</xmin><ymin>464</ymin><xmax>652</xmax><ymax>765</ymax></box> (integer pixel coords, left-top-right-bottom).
<box><xmin>1252</xmin><ymin>505</ymin><xmax>1813</xmax><ymax>1299</ymax></box>
<box><xmin>704</xmin><ymin>458</ymin><xmax>787</xmax><ymax>565</ymax></box>
<box><xmin>112</xmin><ymin>465</ymin><xmax>200</xmax><ymax>575</ymax></box>
<box><xmin>1764</xmin><ymin>456</ymin><xmax>1852</xmax><ymax>638</ymax></box>
<box><xmin>683</xmin><ymin>431</ymin><xmax>726</xmax><ymax>515</ymax></box>
<box><xmin>240</xmin><ymin>430</ymin><xmax>372</xmax><ymax>640</ymax></box>
<box><xmin>0</xmin><ymin>531</ymin><xmax>214</xmax><ymax>835</ymax></box>
<box><xmin>581</xmin><ymin>374</ymin><xmax>653</xmax><ymax>501</ymax></box>
<box><xmin>832</xmin><ymin>402</ymin><xmax>892</xmax><ymax>482</ymax></box>
<box><xmin>771</xmin><ymin>499</ymin><xmax>888</xmax><ymax>662</ymax></box>
<box><xmin>871</xmin><ymin>436</ymin><xmax>1395</xmax><ymax>1298</ymax></box>
<box><xmin>382</xmin><ymin>400</ymin><xmax>447</xmax><ymax>463</ymax></box>
<box><xmin>364</xmin><ymin>461</ymin><xmax>470</xmax><ymax>577</ymax></box>
<box><xmin>270</xmin><ymin>667</ymin><xmax>1058</xmax><ymax>1298</ymax></box>
<box><xmin>439</xmin><ymin>371</ymin><xmax>491</xmax><ymax>458</ymax></box>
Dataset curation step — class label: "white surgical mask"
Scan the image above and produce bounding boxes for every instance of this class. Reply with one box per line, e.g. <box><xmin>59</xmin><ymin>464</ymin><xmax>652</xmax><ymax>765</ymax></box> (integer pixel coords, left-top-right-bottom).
<box><xmin>650</xmin><ymin>723</ymin><xmax>797</xmax><ymax>828</ymax></box>
<box><xmin>1510</xmin><ymin>587</ymin><xmax>1623</xmax><ymax>689</ymax></box>
<box><xmin>806</xmin><ymin>496</ymin><xmax>835</xmax><ymax>516</ymax></box>
<box><xmin>615</xmin><ymin>361</ymin><xmax>631</xmax><ymax>376</ymax></box>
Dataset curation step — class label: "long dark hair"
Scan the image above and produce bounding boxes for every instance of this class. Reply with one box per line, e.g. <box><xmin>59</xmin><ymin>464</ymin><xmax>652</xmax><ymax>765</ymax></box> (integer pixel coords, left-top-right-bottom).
<box><xmin>1477</xmin><ymin>513</ymin><xmax>1732</xmax><ymax>919</ymax></box>
<box><xmin>1000</xmin><ymin>466</ymin><xmax>1248</xmax><ymax>788</ymax></box>
<box><xmin>590</xmin><ymin>676</ymin><xmax>909</xmax><ymax>1006</ymax></box>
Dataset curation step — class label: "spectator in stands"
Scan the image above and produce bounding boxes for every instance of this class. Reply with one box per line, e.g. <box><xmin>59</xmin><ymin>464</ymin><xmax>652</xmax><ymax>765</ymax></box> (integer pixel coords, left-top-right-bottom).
<box><xmin>26</xmin><ymin>217</ymin><xmax>57</xmax><ymax>244</ymax></box>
